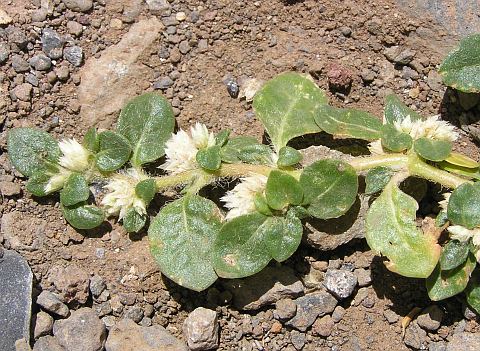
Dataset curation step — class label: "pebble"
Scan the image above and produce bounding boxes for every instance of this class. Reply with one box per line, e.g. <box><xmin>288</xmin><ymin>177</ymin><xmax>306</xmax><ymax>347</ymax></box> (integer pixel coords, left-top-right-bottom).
<box><xmin>0</xmin><ymin>8</ymin><xmax>12</xmax><ymax>25</ymax></box>
<box><xmin>326</xmin><ymin>63</ymin><xmax>353</xmax><ymax>91</ymax></box>
<box><xmin>0</xmin><ymin>42</ymin><xmax>10</xmax><ymax>64</ymax></box>
<box><xmin>110</xmin><ymin>18</ymin><xmax>123</xmax><ymax>29</ymax></box>
<box><xmin>63</xmin><ymin>46</ymin><xmax>83</xmax><ymax>67</ymax></box>
<box><xmin>429</xmin><ymin>341</ymin><xmax>447</xmax><ymax>351</ymax></box>
<box><xmin>286</xmin><ymin>292</ymin><xmax>337</xmax><ymax>331</ymax></box>
<box><xmin>36</xmin><ymin>291</ymin><xmax>69</xmax><ymax>318</ymax></box>
<box><xmin>270</xmin><ymin>321</ymin><xmax>282</xmax><ymax>334</ymax></box>
<box><xmin>34</xmin><ymin>311</ymin><xmax>54</xmax><ymax>339</ymax></box>
<box><xmin>360</xmin><ymin>68</ymin><xmax>376</xmax><ymax>83</ymax></box>
<box><xmin>12</xmin><ymin>55</ymin><xmax>30</xmax><ymax>73</ymax></box>
<box><xmin>67</xmin><ymin>21</ymin><xmax>83</xmax><ymax>37</ymax></box>
<box><xmin>47</xmin><ymin>264</ymin><xmax>90</xmax><ymax>304</ymax></box>
<box><xmin>383</xmin><ymin>309</ymin><xmax>399</xmax><ymax>324</ymax></box>
<box><xmin>89</xmin><ymin>275</ymin><xmax>106</xmax><ymax>297</ymax></box>
<box><xmin>384</xmin><ymin>46</ymin><xmax>415</xmax><ymax>65</ymax></box>
<box><xmin>290</xmin><ymin>330</ymin><xmax>306</xmax><ymax>350</ymax></box>
<box><xmin>53</xmin><ymin>308</ymin><xmax>107</xmax><ymax>351</ymax></box>
<box><xmin>323</xmin><ymin>269</ymin><xmax>358</xmax><ymax>299</ymax></box>
<box><xmin>55</xmin><ymin>65</ymin><xmax>70</xmax><ymax>81</ymax></box>
<box><xmin>154</xmin><ymin>76</ymin><xmax>174</xmax><ymax>90</ymax></box>
<box><xmin>274</xmin><ymin>298</ymin><xmax>297</xmax><ymax>321</ymax></box>
<box><xmin>178</xmin><ymin>40</ymin><xmax>190</xmax><ymax>54</ymax></box>
<box><xmin>94</xmin><ymin>302</ymin><xmax>112</xmax><ymax>317</ymax></box>
<box><xmin>404</xmin><ymin>322</ymin><xmax>427</xmax><ymax>350</ymax></box>
<box><xmin>354</xmin><ymin>268</ymin><xmax>372</xmax><ymax>287</ymax></box>
<box><xmin>124</xmin><ymin>306</ymin><xmax>144</xmax><ymax>324</ymax></box>
<box><xmin>33</xmin><ymin>336</ymin><xmax>65</xmax><ymax>351</ymax></box>
<box><xmin>145</xmin><ymin>0</ymin><xmax>171</xmax><ymax>14</ymax></box>
<box><xmin>339</xmin><ymin>26</ymin><xmax>352</xmax><ymax>37</ymax></box>
<box><xmin>62</xmin><ymin>0</ymin><xmax>93</xmax><ymax>13</ymax></box>
<box><xmin>42</xmin><ymin>28</ymin><xmax>64</xmax><ymax>59</ymax></box>
<box><xmin>331</xmin><ymin>306</ymin><xmax>345</xmax><ymax>323</ymax></box>
<box><xmin>183</xmin><ymin>307</ymin><xmax>219</xmax><ymax>351</ymax></box>
<box><xmin>446</xmin><ymin>332</ymin><xmax>480</xmax><ymax>351</ymax></box>
<box><xmin>312</xmin><ymin>315</ymin><xmax>335</xmax><ymax>337</ymax></box>
<box><xmin>12</xmin><ymin>83</ymin><xmax>33</xmax><ymax>102</ymax></box>
<box><xmin>7</xmin><ymin>27</ymin><xmax>29</xmax><ymax>50</ymax></box>
<box><xmin>31</xmin><ymin>9</ymin><xmax>48</xmax><ymax>22</ymax></box>
<box><xmin>417</xmin><ymin>305</ymin><xmax>443</xmax><ymax>331</ymax></box>
<box><xmin>0</xmin><ymin>181</ymin><xmax>21</xmax><ymax>196</ymax></box>
<box><xmin>176</xmin><ymin>12</ymin><xmax>186</xmax><ymax>21</ymax></box>
<box><xmin>29</xmin><ymin>55</ymin><xmax>52</xmax><ymax>71</ymax></box>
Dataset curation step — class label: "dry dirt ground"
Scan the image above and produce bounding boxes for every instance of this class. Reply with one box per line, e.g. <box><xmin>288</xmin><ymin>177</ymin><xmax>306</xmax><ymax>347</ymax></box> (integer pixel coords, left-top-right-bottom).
<box><xmin>1</xmin><ymin>0</ymin><xmax>480</xmax><ymax>350</ymax></box>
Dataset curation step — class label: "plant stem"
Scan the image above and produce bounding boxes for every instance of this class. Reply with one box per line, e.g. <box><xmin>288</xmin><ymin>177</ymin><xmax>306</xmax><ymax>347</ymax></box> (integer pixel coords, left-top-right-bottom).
<box><xmin>349</xmin><ymin>154</ymin><xmax>409</xmax><ymax>171</ymax></box>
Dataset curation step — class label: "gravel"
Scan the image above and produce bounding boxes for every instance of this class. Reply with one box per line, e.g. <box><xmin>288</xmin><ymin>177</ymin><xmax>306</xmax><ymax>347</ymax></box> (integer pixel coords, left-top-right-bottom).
<box><xmin>62</xmin><ymin>0</ymin><xmax>93</xmax><ymax>13</ymax></box>
<box><xmin>323</xmin><ymin>268</ymin><xmax>358</xmax><ymax>299</ymax></box>
<box><xmin>183</xmin><ymin>307</ymin><xmax>219</xmax><ymax>351</ymax></box>
<box><xmin>36</xmin><ymin>291</ymin><xmax>69</xmax><ymax>318</ymax></box>
<box><xmin>63</xmin><ymin>46</ymin><xmax>83</xmax><ymax>67</ymax></box>
<box><xmin>286</xmin><ymin>292</ymin><xmax>337</xmax><ymax>331</ymax></box>
<box><xmin>29</xmin><ymin>54</ymin><xmax>52</xmax><ymax>71</ymax></box>
<box><xmin>417</xmin><ymin>305</ymin><xmax>443</xmax><ymax>331</ymax></box>
<box><xmin>42</xmin><ymin>29</ymin><xmax>64</xmax><ymax>59</ymax></box>
<box><xmin>34</xmin><ymin>311</ymin><xmax>54</xmax><ymax>339</ymax></box>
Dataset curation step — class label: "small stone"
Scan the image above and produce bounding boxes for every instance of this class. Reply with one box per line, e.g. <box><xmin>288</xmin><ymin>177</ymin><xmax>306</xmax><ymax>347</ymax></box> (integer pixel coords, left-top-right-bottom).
<box><xmin>331</xmin><ymin>306</ymin><xmax>345</xmax><ymax>323</ymax></box>
<box><xmin>14</xmin><ymin>339</ymin><xmax>31</xmax><ymax>351</ymax></box>
<box><xmin>176</xmin><ymin>12</ymin><xmax>186</xmax><ymax>21</ymax></box>
<box><xmin>360</xmin><ymin>68</ymin><xmax>376</xmax><ymax>83</ymax></box>
<box><xmin>339</xmin><ymin>26</ymin><xmax>352</xmax><ymax>37</ymax></box>
<box><xmin>417</xmin><ymin>305</ymin><xmax>443</xmax><ymax>332</ymax></box>
<box><xmin>0</xmin><ymin>43</ymin><xmax>10</xmax><ymax>64</ymax></box>
<box><xmin>429</xmin><ymin>341</ymin><xmax>447</xmax><ymax>351</ymax></box>
<box><xmin>198</xmin><ymin>39</ymin><xmax>208</xmax><ymax>53</ymax></box>
<box><xmin>36</xmin><ymin>291</ymin><xmax>69</xmax><ymax>318</ymax></box>
<box><xmin>0</xmin><ymin>9</ymin><xmax>12</xmax><ymax>25</ymax></box>
<box><xmin>274</xmin><ymin>299</ymin><xmax>297</xmax><ymax>321</ymax></box>
<box><xmin>64</xmin><ymin>46</ymin><xmax>83</xmax><ymax>67</ymax></box>
<box><xmin>29</xmin><ymin>55</ymin><xmax>52</xmax><ymax>71</ymax></box>
<box><xmin>67</xmin><ymin>21</ymin><xmax>83</xmax><ymax>37</ymax></box>
<box><xmin>383</xmin><ymin>309</ymin><xmax>399</xmax><ymax>324</ymax></box>
<box><xmin>89</xmin><ymin>275</ymin><xmax>106</xmax><ymax>297</ymax></box>
<box><xmin>0</xmin><ymin>250</ymin><xmax>33</xmax><ymax>351</ymax></box>
<box><xmin>354</xmin><ymin>268</ymin><xmax>372</xmax><ymax>287</ymax></box>
<box><xmin>323</xmin><ymin>269</ymin><xmax>357</xmax><ymax>299</ymax></box>
<box><xmin>178</xmin><ymin>41</ymin><xmax>190</xmax><ymax>54</ymax></box>
<box><xmin>110</xmin><ymin>18</ymin><xmax>123</xmax><ymax>30</ymax></box>
<box><xmin>0</xmin><ymin>181</ymin><xmax>21</xmax><ymax>196</ymax></box>
<box><xmin>62</xmin><ymin>0</ymin><xmax>93</xmax><ymax>13</ymax></box>
<box><xmin>326</xmin><ymin>63</ymin><xmax>353</xmax><ymax>91</ymax></box>
<box><xmin>42</xmin><ymin>29</ymin><xmax>64</xmax><ymax>59</ymax></box>
<box><xmin>7</xmin><ymin>27</ymin><xmax>29</xmax><ymax>50</ymax></box>
<box><xmin>34</xmin><ymin>311</ymin><xmax>54</xmax><ymax>339</ymax></box>
<box><xmin>446</xmin><ymin>332</ymin><xmax>480</xmax><ymax>351</ymax></box>
<box><xmin>124</xmin><ymin>306</ymin><xmax>144</xmax><ymax>324</ymax></box>
<box><xmin>12</xmin><ymin>55</ymin><xmax>30</xmax><ymax>73</ymax></box>
<box><xmin>286</xmin><ymin>292</ymin><xmax>337</xmax><ymax>331</ymax></box>
<box><xmin>55</xmin><ymin>65</ymin><xmax>70</xmax><ymax>81</ymax></box>
<box><xmin>404</xmin><ymin>322</ymin><xmax>427</xmax><ymax>350</ymax></box>
<box><xmin>31</xmin><ymin>9</ymin><xmax>48</xmax><ymax>22</ymax></box>
<box><xmin>102</xmin><ymin>316</ymin><xmax>116</xmax><ymax>330</ymax></box>
<box><xmin>33</xmin><ymin>336</ymin><xmax>64</xmax><ymax>351</ymax></box>
<box><xmin>154</xmin><ymin>76</ymin><xmax>174</xmax><ymax>90</ymax></box>
<box><xmin>47</xmin><ymin>264</ymin><xmax>90</xmax><ymax>304</ymax></box>
<box><xmin>312</xmin><ymin>315</ymin><xmax>335</xmax><ymax>337</ymax></box>
<box><xmin>169</xmin><ymin>47</ymin><xmax>182</xmax><ymax>63</ymax></box>
<box><xmin>384</xmin><ymin>46</ymin><xmax>415</xmax><ymax>65</ymax></box>
<box><xmin>290</xmin><ymin>330</ymin><xmax>306</xmax><ymax>350</ymax></box>
<box><xmin>270</xmin><ymin>321</ymin><xmax>282</xmax><ymax>334</ymax></box>
<box><xmin>226</xmin><ymin>80</ymin><xmax>239</xmax><ymax>98</ymax></box>
<box><xmin>402</xmin><ymin>66</ymin><xmax>419</xmax><ymax>80</ymax></box>
<box><xmin>183</xmin><ymin>307</ymin><xmax>219</xmax><ymax>351</ymax></box>
<box><xmin>12</xmin><ymin>83</ymin><xmax>33</xmax><ymax>102</ymax></box>
<box><xmin>53</xmin><ymin>308</ymin><xmax>107</xmax><ymax>351</ymax></box>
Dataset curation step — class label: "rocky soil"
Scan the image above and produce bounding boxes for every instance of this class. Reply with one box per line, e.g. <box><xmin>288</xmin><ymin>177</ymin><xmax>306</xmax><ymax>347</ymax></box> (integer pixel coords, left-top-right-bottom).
<box><xmin>1</xmin><ymin>0</ymin><xmax>480</xmax><ymax>351</ymax></box>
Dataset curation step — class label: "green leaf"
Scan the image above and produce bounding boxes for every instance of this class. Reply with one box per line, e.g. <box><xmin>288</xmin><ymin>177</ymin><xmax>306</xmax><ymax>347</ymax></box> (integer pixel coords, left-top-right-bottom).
<box><xmin>264</xmin><ymin>213</ymin><xmax>303</xmax><ymax>262</ymax></box>
<box><xmin>83</xmin><ymin>128</ymin><xmax>99</xmax><ymax>153</ymax></box>
<box><xmin>26</xmin><ymin>171</ymin><xmax>52</xmax><ymax>197</ymax></box>
<box><xmin>447</xmin><ymin>182</ymin><xmax>480</xmax><ymax>229</ymax></box>
<box><xmin>212</xmin><ymin>213</ymin><xmax>271</xmax><ymax>279</ymax></box>
<box><xmin>365</xmin><ymin>167</ymin><xmax>394</xmax><ymax>195</ymax></box>
<box><xmin>314</xmin><ymin>105</ymin><xmax>382</xmax><ymax>141</ymax></box>
<box><xmin>381</xmin><ymin>124</ymin><xmax>413</xmax><ymax>152</ymax></box>
<box><xmin>220</xmin><ymin>136</ymin><xmax>259</xmax><ymax>163</ymax></box>
<box><xmin>439</xmin><ymin>34</ymin><xmax>480</xmax><ymax>93</ymax></box>
<box><xmin>215</xmin><ymin>129</ymin><xmax>231</xmax><ymax>146</ymax></box>
<box><xmin>238</xmin><ymin>144</ymin><xmax>275</xmax><ymax>165</ymax></box>
<box><xmin>253</xmin><ymin>72</ymin><xmax>326</xmax><ymax>151</ymax></box>
<box><xmin>465</xmin><ymin>270</ymin><xmax>480</xmax><ymax>314</ymax></box>
<box><xmin>135</xmin><ymin>179</ymin><xmax>156</xmax><ymax>205</ymax></box>
<box><xmin>426</xmin><ymin>253</ymin><xmax>476</xmax><ymax>301</ymax></box>
<box><xmin>438</xmin><ymin>162</ymin><xmax>480</xmax><ymax>180</ymax></box>
<box><xmin>62</xmin><ymin>203</ymin><xmax>105</xmax><ymax>230</ymax></box>
<box><xmin>117</xmin><ymin>93</ymin><xmax>175</xmax><ymax>166</ymax></box>
<box><xmin>435</xmin><ymin>211</ymin><xmax>448</xmax><ymax>227</ymax></box>
<box><xmin>253</xmin><ymin>193</ymin><xmax>273</xmax><ymax>216</ymax></box>
<box><xmin>365</xmin><ymin>181</ymin><xmax>441</xmax><ymax>278</ymax></box>
<box><xmin>414</xmin><ymin>137</ymin><xmax>452</xmax><ymax>162</ymax></box>
<box><xmin>265</xmin><ymin>170</ymin><xmax>303</xmax><ymax>210</ymax></box>
<box><xmin>440</xmin><ymin>240</ymin><xmax>470</xmax><ymax>271</ymax></box>
<box><xmin>60</xmin><ymin>173</ymin><xmax>89</xmax><ymax>207</ymax></box>
<box><xmin>95</xmin><ymin>131</ymin><xmax>132</xmax><ymax>172</ymax></box>
<box><xmin>277</xmin><ymin>146</ymin><xmax>303</xmax><ymax>167</ymax></box>
<box><xmin>148</xmin><ymin>195</ymin><xmax>222</xmax><ymax>291</ymax></box>
<box><xmin>7</xmin><ymin>128</ymin><xmax>61</xmax><ymax>177</ymax></box>
<box><xmin>123</xmin><ymin>208</ymin><xmax>147</xmax><ymax>233</ymax></box>
<box><xmin>300</xmin><ymin>159</ymin><xmax>358</xmax><ymax>219</ymax></box>
<box><xmin>445</xmin><ymin>152</ymin><xmax>479</xmax><ymax>169</ymax></box>
<box><xmin>384</xmin><ymin>94</ymin><xmax>422</xmax><ymax>124</ymax></box>
<box><xmin>196</xmin><ymin>145</ymin><xmax>222</xmax><ymax>171</ymax></box>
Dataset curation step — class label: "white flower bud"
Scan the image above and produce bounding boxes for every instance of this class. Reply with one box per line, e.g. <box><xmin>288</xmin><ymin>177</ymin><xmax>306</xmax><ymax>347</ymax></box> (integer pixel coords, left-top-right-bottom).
<box><xmin>394</xmin><ymin>115</ymin><xmax>458</xmax><ymax>142</ymax></box>
<box><xmin>44</xmin><ymin>169</ymin><xmax>71</xmax><ymax>193</ymax></box>
<box><xmin>58</xmin><ymin>138</ymin><xmax>91</xmax><ymax>172</ymax></box>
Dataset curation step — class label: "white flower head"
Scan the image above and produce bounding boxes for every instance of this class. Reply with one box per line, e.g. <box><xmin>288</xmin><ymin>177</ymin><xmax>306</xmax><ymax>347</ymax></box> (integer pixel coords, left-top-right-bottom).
<box><xmin>101</xmin><ymin>168</ymin><xmax>147</xmax><ymax>220</ymax></box>
<box><xmin>368</xmin><ymin>140</ymin><xmax>386</xmax><ymax>155</ymax></box>
<box><xmin>44</xmin><ymin>168</ymin><xmax>71</xmax><ymax>193</ymax></box>
<box><xmin>221</xmin><ymin>173</ymin><xmax>268</xmax><ymax>220</ymax></box>
<box><xmin>448</xmin><ymin>225</ymin><xmax>480</xmax><ymax>263</ymax></box>
<box><xmin>161</xmin><ymin>123</ymin><xmax>215</xmax><ymax>175</ymax></box>
<box><xmin>58</xmin><ymin>138</ymin><xmax>91</xmax><ymax>172</ymax></box>
<box><xmin>438</xmin><ymin>192</ymin><xmax>451</xmax><ymax>212</ymax></box>
<box><xmin>394</xmin><ymin>115</ymin><xmax>458</xmax><ymax>142</ymax></box>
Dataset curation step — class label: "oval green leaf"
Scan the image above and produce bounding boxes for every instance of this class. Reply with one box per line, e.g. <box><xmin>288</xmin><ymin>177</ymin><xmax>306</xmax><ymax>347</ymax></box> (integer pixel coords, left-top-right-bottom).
<box><xmin>465</xmin><ymin>270</ymin><xmax>480</xmax><ymax>315</ymax></box>
<box><xmin>60</xmin><ymin>173</ymin><xmax>90</xmax><ymax>207</ymax></box>
<box><xmin>95</xmin><ymin>131</ymin><xmax>132</xmax><ymax>172</ymax></box>
<box><xmin>215</xmin><ymin>129</ymin><xmax>231</xmax><ymax>146</ymax></box>
<box><xmin>265</xmin><ymin>170</ymin><xmax>303</xmax><ymax>210</ymax></box>
<box><xmin>123</xmin><ymin>208</ymin><xmax>147</xmax><ymax>233</ymax></box>
<box><xmin>238</xmin><ymin>144</ymin><xmax>275</xmax><ymax>165</ymax></box>
<box><xmin>300</xmin><ymin>159</ymin><xmax>358</xmax><ymax>219</ymax></box>
<box><xmin>439</xmin><ymin>34</ymin><xmax>480</xmax><ymax>93</ymax></box>
<box><xmin>62</xmin><ymin>203</ymin><xmax>105</xmax><ymax>230</ymax></box>
<box><xmin>220</xmin><ymin>136</ymin><xmax>260</xmax><ymax>163</ymax></box>
<box><xmin>148</xmin><ymin>195</ymin><xmax>222</xmax><ymax>291</ymax></box>
<box><xmin>445</xmin><ymin>152</ymin><xmax>479</xmax><ymax>169</ymax></box>
<box><xmin>7</xmin><ymin>128</ymin><xmax>61</xmax><ymax>177</ymax></box>
<box><xmin>83</xmin><ymin>128</ymin><xmax>99</xmax><ymax>153</ymax></box>
<box><xmin>277</xmin><ymin>146</ymin><xmax>302</xmax><ymax>167</ymax></box>
<box><xmin>384</xmin><ymin>94</ymin><xmax>422</xmax><ymax>124</ymax></box>
<box><xmin>135</xmin><ymin>179</ymin><xmax>156</xmax><ymax>205</ymax></box>
<box><xmin>381</xmin><ymin>124</ymin><xmax>413</xmax><ymax>152</ymax></box>
<box><xmin>314</xmin><ymin>105</ymin><xmax>382</xmax><ymax>141</ymax></box>
<box><xmin>253</xmin><ymin>72</ymin><xmax>326</xmax><ymax>151</ymax></box>
<box><xmin>447</xmin><ymin>182</ymin><xmax>480</xmax><ymax>229</ymax></box>
<box><xmin>440</xmin><ymin>240</ymin><xmax>470</xmax><ymax>271</ymax></box>
<box><xmin>365</xmin><ymin>167</ymin><xmax>394</xmax><ymax>195</ymax></box>
<box><xmin>438</xmin><ymin>162</ymin><xmax>480</xmax><ymax>180</ymax></box>
<box><xmin>117</xmin><ymin>93</ymin><xmax>175</xmax><ymax>167</ymax></box>
<box><xmin>196</xmin><ymin>145</ymin><xmax>222</xmax><ymax>171</ymax></box>
<box><xmin>365</xmin><ymin>181</ymin><xmax>441</xmax><ymax>278</ymax></box>
<box><xmin>414</xmin><ymin>137</ymin><xmax>452</xmax><ymax>162</ymax></box>
<box><xmin>264</xmin><ymin>213</ymin><xmax>303</xmax><ymax>263</ymax></box>
<box><xmin>254</xmin><ymin>193</ymin><xmax>273</xmax><ymax>216</ymax></box>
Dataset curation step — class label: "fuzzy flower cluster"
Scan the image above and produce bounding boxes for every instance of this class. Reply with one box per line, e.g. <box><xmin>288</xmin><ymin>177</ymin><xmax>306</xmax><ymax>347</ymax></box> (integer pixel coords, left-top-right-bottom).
<box><xmin>45</xmin><ymin>139</ymin><xmax>91</xmax><ymax>193</ymax></box>
<box><xmin>161</xmin><ymin>123</ymin><xmax>216</xmax><ymax>175</ymax></box>
<box><xmin>101</xmin><ymin>168</ymin><xmax>148</xmax><ymax>220</ymax></box>
<box><xmin>221</xmin><ymin>173</ymin><xmax>268</xmax><ymax>220</ymax></box>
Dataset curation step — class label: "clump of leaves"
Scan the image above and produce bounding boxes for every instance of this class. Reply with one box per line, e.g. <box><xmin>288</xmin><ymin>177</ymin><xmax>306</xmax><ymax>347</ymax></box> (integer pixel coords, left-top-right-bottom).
<box><xmin>7</xmin><ymin>50</ymin><xmax>480</xmax><ymax>315</ymax></box>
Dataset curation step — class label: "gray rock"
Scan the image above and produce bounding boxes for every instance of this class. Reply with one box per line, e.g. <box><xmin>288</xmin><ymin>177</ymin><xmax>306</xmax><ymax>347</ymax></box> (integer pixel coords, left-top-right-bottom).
<box><xmin>12</xmin><ymin>83</ymin><xmax>33</xmax><ymax>102</ymax></box>
<box><xmin>178</xmin><ymin>41</ymin><xmax>190</xmax><ymax>54</ymax></box>
<box><xmin>429</xmin><ymin>341</ymin><xmax>447</xmax><ymax>351</ymax></box>
<box><xmin>222</xmin><ymin>266</ymin><xmax>304</xmax><ymax>310</ymax></box>
<box><xmin>404</xmin><ymin>322</ymin><xmax>427</xmax><ymax>350</ymax></box>
<box><xmin>417</xmin><ymin>305</ymin><xmax>443</xmax><ymax>331</ymax></box>
<box><xmin>31</xmin><ymin>9</ymin><xmax>48</xmax><ymax>22</ymax></box>
<box><xmin>25</xmin><ymin>74</ymin><xmax>39</xmax><ymax>87</ymax></box>
<box><xmin>105</xmin><ymin>318</ymin><xmax>188</xmax><ymax>351</ymax></box>
<box><xmin>47</xmin><ymin>264</ymin><xmax>89</xmax><ymax>304</ymax></box>
<box><xmin>12</xmin><ymin>55</ymin><xmax>30</xmax><ymax>73</ymax></box>
<box><xmin>153</xmin><ymin>76</ymin><xmax>174</xmax><ymax>90</ymax></box>
<box><xmin>29</xmin><ymin>55</ymin><xmax>52</xmax><ymax>71</ymax></box>
<box><xmin>94</xmin><ymin>302</ymin><xmax>112</xmax><ymax>318</ymax></box>
<box><xmin>0</xmin><ymin>250</ymin><xmax>33</xmax><ymax>351</ymax></box>
<box><xmin>354</xmin><ymin>268</ymin><xmax>372</xmax><ymax>287</ymax></box>
<box><xmin>446</xmin><ymin>332</ymin><xmax>480</xmax><ymax>351</ymax></box>
<box><xmin>53</xmin><ymin>308</ymin><xmax>106</xmax><ymax>351</ymax></box>
<box><xmin>62</xmin><ymin>0</ymin><xmax>93</xmax><ymax>12</ymax></box>
<box><xmin>0</xmin><ymin>43</ymin><xmax>10</xmax><ymax>64</ymax></box>
<box><xmin>66</xmin><ymin>21</ymin><xmax>83</xmax><ymax>37</ymax></box>
<box><xmin>274</xmin><ymin>299</ymin><xmax>297</xmax><ymax>321</ymax></box>
<box><xmin>323</xmin><ymin>269</ymin><xmax>357</xmax><ymax>299</ymax></box>
<box><xmin>183</xmin><ymin>307</ymin><xmax>219</xmax><ymax>351</ymax></box>
<box><xmin>384</xmin><ymin>46</ymin><xmax>415</xmax><ymax>65</ymax></box>
<box><xmin>290</xmin><ymin>330</ymin><xmax>306</xmax><ymax>350</ymax></box>
<box><xmin>63</xmin><ymin>46</ymin><xmax>83</xmax><ymax>67</ymax></box>
<box><xmin>383</xmin><ymin>309</ymin><xmax>399</xmax><ymax>324</ymax></box>
<box><xmin>42</xmin><ymin>29</ymin><xmax>64</xmax><ymax>60</ymax></box>
<box><xmin>33</xmin><ymin>336</ymin><xmax>65</xmax><ymax>351</ymax></box>
<box><xmin>124</xmin><ymin>306</ymin><xmax>144</xmax><ymax>324</ymax></box>
<box><xmin>286</xmin><ymin>292</ymin><xmax>337</xmax><ymax>331</ymax></box>
<box><xmin>89</xmin><ymin>275</ymin><xmax>106</xmax><ymax>297</ymax></box>
<box><xmin>402</xmin><ymin>66</ymin><xmax>419</xmax><ymax>80</ymax></box>
<box><xmin>6</xmin><ymin>27</ymin><xmax>29</xmax><ymax>50</ymax></box>
<box><xmin>34</xmin><ymin>312</ymin><xmax>54</xmax><ymax>339</ymax></box>
<box><xmin>145</xmin><ymin>0</ymin><xmax>171</xmax><ymax>14</ymax></box>
<box><xmin>37</xmin><ymin>291</ymin><xmax>69</xmax><ymax>318</ymax></box>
